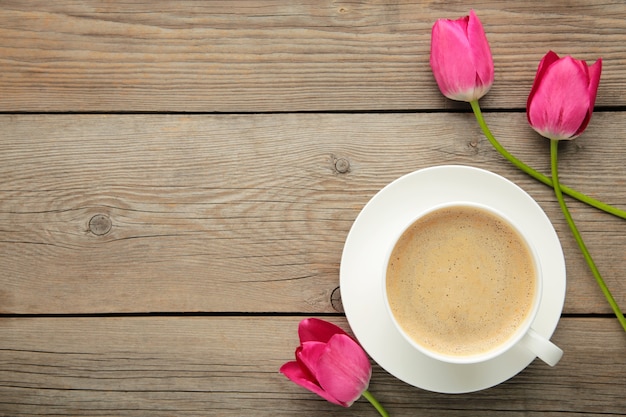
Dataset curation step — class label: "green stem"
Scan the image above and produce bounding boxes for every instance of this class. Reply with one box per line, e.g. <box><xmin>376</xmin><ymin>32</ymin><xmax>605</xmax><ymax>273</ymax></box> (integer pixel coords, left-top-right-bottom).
<box><xmin>362</xmin><ymin>390</ymin><xmax>390</xmax><ymax>417</ymax></box>
<box><xmin>550</xmin><ymin>139</ymin><xmax>626</xmax><ymax>332</ymax></box>
<box><xmin>470</xmin><ymin>100</ymin><xmax>626</xmax><ymax>220</ymax></box>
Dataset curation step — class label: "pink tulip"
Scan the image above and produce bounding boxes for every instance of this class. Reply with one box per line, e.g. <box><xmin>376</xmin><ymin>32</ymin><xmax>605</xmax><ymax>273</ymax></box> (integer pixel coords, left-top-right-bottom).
<box><xmin>430</xmin><ymin>10</ymin><xmax>494</xmax><ymax>102</ymax></box>
<box><xmin>280</xmin><ymin>318</ymin><xmax>372</xmax><ymax>407</ymax></box>
<box><xmin>527</xmin><ymin>51</ymin><xmax>602</xmax><ymax>140</ymax></box>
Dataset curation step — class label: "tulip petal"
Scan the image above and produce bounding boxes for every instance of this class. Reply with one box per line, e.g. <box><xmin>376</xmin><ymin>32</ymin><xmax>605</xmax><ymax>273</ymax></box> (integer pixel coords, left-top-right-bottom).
<box><xmin>529</xmin><ymin>51</ymin><xmax>560</xmax><ymax>93</ymax></box>
<box><xmin>527</xmin><ymin>51</ymin><xmax>560</xmax><ymax>125</ymax></box>
<box><xmin>292</xmin><ymin>346</ymin><xmax>316</xmax><ymax>382</ymax></box>
<box><xmin>296</xmin><ymin>341</ymin><xmax>327</xmax><ymax>374</ymax></box>
<box><xmin>528</xmin><ymin>56</ymin><xmax>591</xmax><ymax>139</ymax></box>
<box><xmin>298</xmin><ymin>318</ymin><xmax>347</xmax><ymax>343</ymax></box>
<box><xmin>315</xmin><ymin>334</ymin><xmax>372</xmax><ymax>407</ymax></box>
<box><xmin>467</xmin><ymin>10</ymin><xmax>494</xmax><ymax>88</ymax></box>
<box><xmin>430</xmin><ymin>16</ymin><xmax>475</xmax><ymax>99</ymax></box>
<box><xmin>279</xmin><ymin>361</ymin><xmax>344</xmax><ymax>406</ymax></box>
<box><xmin>575</xmin><ymin>58</ymin><xmax>603</xmax><ymax>136</ymax></box>
<box><xmin>587</xmin><ymin>58</ymin><xmax>602</xmax><ymax>109</ymax></box>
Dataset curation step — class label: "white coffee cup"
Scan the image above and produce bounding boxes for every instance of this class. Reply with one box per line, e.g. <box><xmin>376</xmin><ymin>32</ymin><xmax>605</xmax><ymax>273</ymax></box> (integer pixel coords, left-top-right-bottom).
<box><xmin>383</xmin><ymin>202</ymin><xmax>563</xmax><ymax>366</ymax></box>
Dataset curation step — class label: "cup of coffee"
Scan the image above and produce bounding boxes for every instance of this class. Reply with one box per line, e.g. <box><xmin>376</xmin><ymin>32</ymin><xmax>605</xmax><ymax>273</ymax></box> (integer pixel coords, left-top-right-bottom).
<box><xmin>383</xmin><ymin>202</ymin><xmax>563</xmax><ymax>366</ymax></box>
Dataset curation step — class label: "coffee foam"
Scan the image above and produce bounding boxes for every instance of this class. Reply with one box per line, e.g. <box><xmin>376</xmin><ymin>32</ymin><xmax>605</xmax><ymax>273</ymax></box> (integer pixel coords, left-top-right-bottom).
<box><xmin>385</xmin><ymin>205</ymin><xmax>536</xmax><ymax>357</ymax></box>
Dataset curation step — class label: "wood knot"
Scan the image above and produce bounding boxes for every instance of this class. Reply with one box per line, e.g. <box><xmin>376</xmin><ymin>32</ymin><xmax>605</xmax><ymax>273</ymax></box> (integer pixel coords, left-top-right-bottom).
<box><xmin>334</xmin><ymin>157</ymin><xmax>350</xmax><ymax>174</ymax></box>
<box><xmin>330</xmin><ymin>286</ymin><xmax>344</xmax><ymax>313</ymax></box>
<box><xmin>89</xmin><ymin>214</ymin><xmax>112</xmax><ymax>236</ymax></box>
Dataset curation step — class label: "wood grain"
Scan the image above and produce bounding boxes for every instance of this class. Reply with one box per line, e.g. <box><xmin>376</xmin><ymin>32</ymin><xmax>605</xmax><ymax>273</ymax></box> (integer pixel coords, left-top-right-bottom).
<box><xmin>0</xmin><ymin>316</ymin><xmax>624</xmax><ymax>416</ymax></box>
<box><xmin>1</xmin><ymin>0</ymin><xmax>625</xmax><ymax>112</ymax></box>
<box><xmin>1</xmin><ymin>2</ymin><xmax>625</xmax><ymax>416</ymax></box>
<box><xmin>1</xmin><ymin>112</ymin><xmax>624</xmax><ymax>314</ymax></box>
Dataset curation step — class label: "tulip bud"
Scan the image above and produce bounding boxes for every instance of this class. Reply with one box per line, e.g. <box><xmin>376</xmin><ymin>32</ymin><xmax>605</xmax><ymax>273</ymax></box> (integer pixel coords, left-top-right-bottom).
<box><xmin>527</xmin><ymin>51</ymin><xmax>602</xmax><ymax>140</ymax></box>
<box><xmin>430</xmin><ymin>10</ymin><xmax>494</xmax><ymax>102</ymax></box>
<box><xmin>280</xmin><ymin>318</ymin><xmax>372</xmax><ymax>407</ymax></box>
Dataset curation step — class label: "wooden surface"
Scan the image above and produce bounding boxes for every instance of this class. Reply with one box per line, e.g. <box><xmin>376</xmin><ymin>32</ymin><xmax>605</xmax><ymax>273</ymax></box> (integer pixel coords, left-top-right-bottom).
<box><xmin>1</xmin><ymin>1</ymin><xmax>625</xmax><ymax>415</ymax></box>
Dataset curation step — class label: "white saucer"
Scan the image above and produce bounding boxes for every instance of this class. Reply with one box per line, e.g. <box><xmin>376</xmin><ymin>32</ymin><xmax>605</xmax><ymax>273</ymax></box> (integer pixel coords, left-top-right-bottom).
<box><xmin>340</xmin><ymin>165</ymin><xmax>566</xmax><ymax>394</ymax></box>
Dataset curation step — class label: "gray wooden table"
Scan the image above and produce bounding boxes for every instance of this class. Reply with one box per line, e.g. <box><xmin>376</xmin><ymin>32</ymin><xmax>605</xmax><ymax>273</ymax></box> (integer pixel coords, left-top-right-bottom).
<box><xmin>1</xmin><ymin>2</ymin><xmax>625</xmax><ymax>415</ymax></box>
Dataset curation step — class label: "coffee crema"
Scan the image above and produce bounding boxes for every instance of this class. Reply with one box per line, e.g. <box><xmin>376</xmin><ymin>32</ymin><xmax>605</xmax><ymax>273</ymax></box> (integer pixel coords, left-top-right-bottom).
<box><xmin>385</xmin><ymin>205</ymin><xmax>537</xmax><ymax>357</ymax></box>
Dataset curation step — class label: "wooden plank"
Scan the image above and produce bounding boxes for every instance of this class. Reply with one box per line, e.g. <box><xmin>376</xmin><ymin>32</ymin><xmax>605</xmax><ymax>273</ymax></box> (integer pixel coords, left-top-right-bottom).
<box><xmin>0</xmin><ymin>316</ymin><xmax>624</xmax><ymax>416</ymax></box>
<box><xmin>0</xmin><ymin>113</ymin><xmax>625</xmax><ymax>314</ymax></box>
<box><xmin>0</xmin><ymin>0</ymin><xmax>625</xmax><ymax>112</ymax></box>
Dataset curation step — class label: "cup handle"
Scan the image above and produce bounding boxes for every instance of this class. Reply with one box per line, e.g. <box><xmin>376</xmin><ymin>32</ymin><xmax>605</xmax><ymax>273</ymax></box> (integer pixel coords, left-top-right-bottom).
<box><xmin>518</xmin><ymin>328</ymin><xmax>563</xmax><ymax>367</ymax></box>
